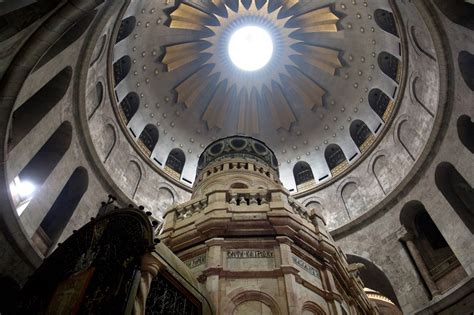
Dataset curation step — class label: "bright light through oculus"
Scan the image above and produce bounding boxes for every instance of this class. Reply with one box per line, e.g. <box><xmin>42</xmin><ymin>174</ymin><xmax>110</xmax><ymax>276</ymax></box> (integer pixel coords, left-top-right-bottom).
<box><xmin>17</xmin><ymin>180</ymin><xmax>36</xmax><ymax>199</ymax></box>
<box><xmin>228</xmin><ymin>26</ymin><xmax>273</xmax><ymax>72</ymax></box>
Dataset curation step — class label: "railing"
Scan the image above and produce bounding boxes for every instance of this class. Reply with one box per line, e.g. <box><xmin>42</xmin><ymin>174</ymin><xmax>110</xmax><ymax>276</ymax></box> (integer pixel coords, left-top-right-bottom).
<box><xmin>175</xmin><ymin>198</ymin><xmax>208</xmax><ymax>220</ymax></box>
<box><xmin>228</xmin><ymin>190</ymin><xmax>270</xmax><ymax>206</ymax></box>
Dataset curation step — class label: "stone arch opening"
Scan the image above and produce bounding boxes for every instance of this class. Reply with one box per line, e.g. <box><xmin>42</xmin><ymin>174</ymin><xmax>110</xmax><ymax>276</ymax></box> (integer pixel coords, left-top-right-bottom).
<box><xmin>33</xmin><ymin>9</ymin><xmax>97</xmax><ymax>71</ymax></box>
<box><xmin>435</xmin><ymin>162</ymin><xmax>474</xmax><ymax>233</ymax></box>
<box><xmin>400</xmin><ymin>201</ymin><xmax>467</xmax><ymax>295</ymax></box>
<box><xmin>374</xmin><ymin>9</ymin><xmax>398</xmax><ymax>37</ymax></box>
<box><xmin>9</xmin><ymin>66</ymin><xmax>72</xmax><ymax>150</ymax></box>
<box><xmin>120</xmin><ymin>92</ymin><xmax>139</xmax><ymax>123</ymax></box>
<box><xmin>138</xmin><ymin>124</ymin><xmax>159</xmax><ymax>156</ymax></box>
<box><xmin>113</xmin><ymin>55</ymin><xmax>131</xmax><ymax>86</ymax></box>
<box><xmin>10</xmin><ymin>122</ymin><xmax>73</xmax><ymax>215</ymax></box>
<box><xmin>368</xmin><ymin>88</ymin><xmax>391</xmax><ymax>122</ymax></box>
<box><xmin>350</xmin><ymin>119</ymin><xmax>374</xmax><ymax>153</ymax></box>
<box><xmin>116</xmin><ymin>16</ymin><xmax>136</xmax><ymax>44</ymax></box>
<box><xmin>33</xmin><ymin>167</ymin><xmax>88</xmax><ymax>255</ymax></box>
<box><xmin>457</xmin><ymin>115</ymin><xmax>474</xmax><ymax>153</ymax></box>
<box><xmin>325</xmin><ymin>144</ymin><xmax>347</xmax><ymax>177</ymax></box>
<box><xmin>378</xmin><ymin>52</ymin><xmax>400</xmax><ymax>83</ymax></box>
<box><xmin>293</xmin><ymin>161</ymin><xmax>315</xmax><ymax>189</ymax></box>
<box><xmin>165</xmin><ymin>149</ymin><xmax>186</xmax><ymax>179</ymax></box>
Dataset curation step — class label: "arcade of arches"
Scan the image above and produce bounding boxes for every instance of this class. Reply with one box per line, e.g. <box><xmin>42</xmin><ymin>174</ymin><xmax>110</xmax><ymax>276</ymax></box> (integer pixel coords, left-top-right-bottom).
<box><xmin>0</xmin><ymin>0</ymin><xmax>473</xmax><ymax>314</ymax></box>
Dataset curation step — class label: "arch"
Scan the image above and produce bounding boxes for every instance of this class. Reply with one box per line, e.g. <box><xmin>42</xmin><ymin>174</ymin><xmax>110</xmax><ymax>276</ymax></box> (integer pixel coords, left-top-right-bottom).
<box><xmin>458</xmin><ymin>51</ymin><xmax>474</xmax><ymax>91</ymax></box>
<box><xmin>165</xmin><ymin>149</ymin><xmax>186</xmax><ymax>179</ymax></box>
<box><xmin>113</xmin><ymin>55</ymin><xmax>131</xmax><ymax>86</ymax></box>
<box><xmin>324</xmin><ymin>144</ymin><xmax>347</xmax><ymax>176</ymax></box>
<box><xmin>156</xmin><ymin>187</ymin><xmax>175</xmax><ymax>216</ymax></box>
<box><xmin>302</xmin><ymin>302</ymin><xmax>326</xmax><ymax>315</ymax></box>
<box><xmin>396</xmin><ymin>118</ymin><xmax>418</xmax><ymax>161</ymax></box>
<box><xmin>90</xmin><ymin>34</ymin><xmax>107</xmax><ymax>67</ymax></box>
<box><xmin>124</xmin><ymin>160</ymin><xmax>142</xmax><ymax>198</ymax></box>
<box><xmin>374</xmin><ymin>9</ymin><xmax>398</xmax><ymax>37</ymax></box>
<box><xmin>368</xmin><ymin>88</ymin><xmax>391</xmax><ymax>122</ymax></box>
<box><xmin>433</xmin><ymin>0</ymin><xmax>474</xmax><ymax>31</ymax></box>
<box><xmin>120</xmin><ymin>92</ymin><xmax>139</xmax><ymax>123</ymax></box>
<box><xmin>100</xmin><ymin>124</ymin><xmax>116</xmax><ymax>163</ymax></box>
<box><xmin>457</xmin><ymin>115</ymin><xmax>474</xmax><ymax>153</ymax></box>
<box><xmin>138</xmin><ymin>124</ymin><xmax>159</xmax><ymax>156</ymax></box>
<box><xmin>230</xmin><ymin>182</ymin><xmax>249</xmax><ymax>189</ymax></box>
<box><xmin>341</xmin><ymin>182</ymin><xmax>364</xmax><ymax>219</ymax></box>
<box><xmin>400</xmin><ymin>201</ymin><xmax>467</xmax><ymax>293</ymax></box>
<box><xmin>346</xmin><ymin>255</ymin><xmax>401</xmax><ymax>308</ymax></box>
<box><xmin>9</xmin><ymin>66</ymin><xmax>72</xmax><ymax>150</ymax></box>
<box><xmin>350</xmin><ymin>120</ymin><xmax>373</xmax><ymax>152</ymax></box>
<box><xmin>116</xmin><ymin>16</ymin><xmax>136</xmax><ymax>44</ymax></box>
<box><xmin>293</xmin><ymin>161</ymin><xmax>315</xmax><ymax>188</ymax></box>
<box><xmin>36</xmin><ymin>167</ymin><xmax>88</xmax><ymax>254</ymax></box>
<box><xmin>378</xmin><ymin>52</ymin><xmax>400</xmax><ymax>83</ymax></box>
<box><xmin>33</xmin><ymin>9</ymin><xmax>97</xmax><ymax>70</ymax></box>
<box><xmin>435</xmin><ymin>162</ymin><xmax>474</xmax><ymax>233</ymax></box>
<box><xmin>10</xmin><ymin>122</ymin><xmax>73</xmax><ymax>215</ymax></box>
<box><xmin>88</xmin><ymin>81</ymin><xmax>104</xmax><ymax>120</ymax></box>
<box><xmin>371</xmin><ymin>154</ymin><xmax>394</xmax><ymax>195</ymax></box>
<box><xmin>224</xmin><ymin>290</ymin><xmax>281</xmax><ymax>315</ymax></box>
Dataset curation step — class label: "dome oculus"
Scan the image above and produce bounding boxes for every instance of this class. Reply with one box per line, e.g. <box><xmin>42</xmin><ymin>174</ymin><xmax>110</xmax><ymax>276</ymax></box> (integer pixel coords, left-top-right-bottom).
<box><xmin>228</xmin><ymin>26</ymin><xmax>274</xmax><ymax>71</ymax></box>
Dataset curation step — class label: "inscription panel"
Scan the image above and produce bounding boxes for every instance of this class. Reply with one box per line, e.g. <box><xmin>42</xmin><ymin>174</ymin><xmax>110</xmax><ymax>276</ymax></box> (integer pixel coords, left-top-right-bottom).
<box><xmin>185</xmin><ymin>254</ymin><xmax>206</xmax><ymax>269</ymax></box>
<box><xmin>293</xmin><ymin>255</ymin><xmax>323</xmax><ymax>288</ymax></box>
<box><xmin>226</xmin><ymin>249</ymin><xmax>275</xmax><ymax>271</ymax></box>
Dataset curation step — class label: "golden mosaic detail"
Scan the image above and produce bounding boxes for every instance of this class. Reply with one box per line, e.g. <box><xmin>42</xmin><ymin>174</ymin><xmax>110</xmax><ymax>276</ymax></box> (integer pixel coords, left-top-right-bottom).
<box><xmin>330</xmin><ymin>160</ymin><xmax>349</xmax><ymax>178</ymax></box>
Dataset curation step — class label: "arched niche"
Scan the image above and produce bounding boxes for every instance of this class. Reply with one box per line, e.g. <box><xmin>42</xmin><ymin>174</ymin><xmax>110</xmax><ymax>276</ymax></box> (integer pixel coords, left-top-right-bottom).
<box><xmin>34</xmin><ymin>167</ymin><xmax>88</xmax><ymax>255</ymax></box>
<box><xmin>99</xmin><ymin>124</ymin><xmax>116</xmax><ymax>163</ymax></box>
<box><xmin>368</xmin><ymin>88</ymin><xmax>392</xmax><ymax>122</ymax></box>
<box><xmin>113</xmin><ymin>55</ymin><xmax>131</xmax><ymax>86</ymax></box>
<box><xmin>33</xmin><ymin>9</ymin><xmax>97</xmax><ymax>71</ymax></box>
<box><xmin>123</xmin><ymin>160</ymin><xmax>142</xmax><ymax>198</ymax></box>
<box><xmin>119</xmin><ymin>92</ymin><xmax>139</xmax><ymax>124</ymax></box>
<box><xmin>90</xmin><ymin>34</ymin><xmax>107</xmax><ymax>67</ymax></box>
<box><xmin>435</xmin><ymin>162</ymin><xmax>474</xmax><ymax>233</ymax></box>
<box><xmin>9</xmin><ymin>67</ymin><xmax>72</xmax><ymax>150</ymax></box>
<box><xmin>156</xmin><ymin>187</ymin><xmax>175</xmax><ymax>217</ymax></box>
<box><xmin>224</xmin><ymin>290</ymin><xmax>281</xmax><ymax>315</ymax></box>
<box><xmin>116</xmin><ymin>16</ymin><xmax>136</xmax><ymax>44</ymax></box>
<box><xmin>374</xmin><ymin>9</ymin><xmax>398</xmax><ymax>37</ymax></box>
<box><xmin>165</xmin><ymin>149</ymin><xmax>186</xmax><ymax>180</ymax></box>
<box><xmin>88</xmin><ymin>81</ymin><xmax>104</xmax><ymax>120</ymax></box>
<box><xmin>400</xmin><ymin>201</ymin><xmax>467</xmax><ymax>294</ymax></box>
<box><xmin>341</xmin><ymin>182</ymin><xmax>364</xmax><ymax>219</ymax></box>
<box><xmin>302</xmin><ymin>302</ymin><xmax>325</xmax><ymax>315</ymax></box>
<box><xmin>458</xmin><ymin>51</ymin><xmax>474</xmax><ymax>91</ymax></box>
<box><xmin>346</xmin><ymin>255</ymin><xmax>401</xmax><ymax>309</ymax></box>
<box><xmin>138</xmin><ymin>124</ymin><xmax>159</xmax><ymax>156</ymax></box>
<box><xmin>10</xmin><ymin>122</ymin><xmax>73</xmax><ymax>215</ymax></box>
<box><xmin>325</xmin><ymin>144</ymin><xmax>348</xmax><ymax>177</ymax></box>
<box><xmin>350</xmin><ymin>120</ymin><xmax>374</xmax><ymax>153</ymax></box>
<box><xmin>230</xmin><ymin>182</ymin><xmax>249</xmax><ymax>189</ymax></box>
<box><xmin>371</xmin><ymin>154</ymin><xmax>396</xmax><ymax>194</ymax></box>
<box><xmin>378</xmin><ymin>52</ymin><xmax>400</xmax><ymax>83</ymax></box>
<box><xmin>457</xmin><ymin>115</ymin><xmax>474</xmax><ymax>153</ymax></box>
<box><xmin>293</xmin><ymin>161</ymin><xmax>315</xmax><ymax>189</ymax></box>
<box><xmin>433</xmin><ymin>0</ymin><xmax>474</xmax><ymax>31</ymax></box>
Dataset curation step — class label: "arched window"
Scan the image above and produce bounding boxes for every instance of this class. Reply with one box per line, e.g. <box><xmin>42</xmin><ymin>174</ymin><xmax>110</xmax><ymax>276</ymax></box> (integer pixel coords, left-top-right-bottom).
<box><xmin>119</xmin><ymin>92</ymin><xmax>139</xmax><ymax>123</ymax></box>
<box><xmin>433</xmin><ymin>0</ymin><xmax>474</xmax><ymax>31</ymax></box>
<box><xmin>113</xmin><ymin>55</ymin><xmax>131</xmax><ymax>86</ymax></box>
<box><xmin>165</xmin><ymin>149</ymin><xmax>186</xmax><ymax>180</ymax></box>
<box><xmin>9</xmin><ymin>67</ymin><xmax>72</xmax><ymax>150</ymax></box>
<box><xmin>368</xmin><ymin>88</ymin><xmax>392</xmax><ymax>121</ymax></box>
<box><xmin>325</xmin><ymin>144</ymin><xmax>348</xmax><ymax>177</ymax></box>
<box><xmin>378</xmin><ymin>52</ymin><xmax>400</xmax><ymax>83</ymax></box>
<box><xmin>34</xmin><ymin>167</ymin><xmax>88</xmax><ymax>255</ymax></box>
<box><xmin>400</xmin><ymin>201</ymin><xmax>467</xmax><ymax>294</ymax></box>
<box><xmin>457</xmin><ymin>115</ymin><xmax>474</xmax><ymax>153</ymax></box>
<box><xmin>10</xmin><ymin>122</ymin><xmax>73</xmax><ymax>215</ymax></box>
<box><xmin>138</xmin><ymin>124</ymin><xmax>159</xmax><ymax>156</ymax></box>
<box><xmin>293</xmin><ymin>161</ymin><xmax>315</xmax><ymax>189</ymax></box>
<box><xmin>346</xmin><ymin>255</ymin><xmax>401</xmax><ymax>310</ymax></box>
<box><xmin>435</xmin><ymin>162</ymin><xmax>474</xmax><ymax>233</ymax></box>
<box><xmin>458</xmin><ymin>51</ymin><xmax>474</xmax><ymax>91</ymax></box>
<box><xmin>350</xmin><ymin>120</ymin><xmax>374</xmax><ymax>153</ymax></box>
<box><xmin>116</xmin><ymin>16</ymin><xmax>136</xmax><ymax>43</ymax></box>
<box><xmin>374</xmin><ymin>9</ymin><xmax>398</xmax><ymax>37</ymax></box>
<box><xmin>33</xmin><ymin>9</ymin><xmax>97</xmax><ymax>70</ymax></box>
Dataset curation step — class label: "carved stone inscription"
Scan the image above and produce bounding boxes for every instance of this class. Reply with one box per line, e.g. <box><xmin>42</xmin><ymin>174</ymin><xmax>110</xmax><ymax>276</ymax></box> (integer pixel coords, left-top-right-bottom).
<box><xmin>185</xmin><ymin>254</ymin><xmax>206</xmax><ymax>269</ymax></box>
<box><xmin>293</xmin><ymin>255</ymin><xmax>321</xmax><ymax>279</ymax></box>
<box><xmin>227</xmin><ymin>250</ymin><xmax>274</xmax><ymax>259</ymax></box>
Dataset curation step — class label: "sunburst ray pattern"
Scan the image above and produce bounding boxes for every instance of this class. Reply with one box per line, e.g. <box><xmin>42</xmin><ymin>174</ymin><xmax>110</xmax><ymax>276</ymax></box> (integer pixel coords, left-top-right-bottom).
<box><xmin>162</xmin><ymin>0</ymin><xmax>342</xmax><ymax>134</ymax></box>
